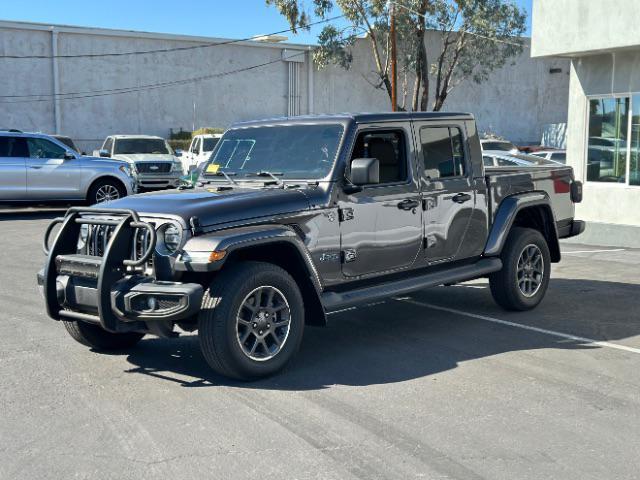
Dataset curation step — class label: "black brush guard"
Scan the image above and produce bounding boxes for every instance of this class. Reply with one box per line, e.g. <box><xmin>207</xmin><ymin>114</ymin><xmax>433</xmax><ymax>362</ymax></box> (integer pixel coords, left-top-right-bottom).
<box><xmin>42</xmin><ymin>207</ymin><xmax>202</xmax><ymax>333</ymax></box>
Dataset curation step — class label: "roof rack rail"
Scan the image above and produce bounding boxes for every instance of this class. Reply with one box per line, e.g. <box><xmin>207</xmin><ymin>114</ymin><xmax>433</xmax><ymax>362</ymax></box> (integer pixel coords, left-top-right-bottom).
<box><xmin>0</xmin><ymin>129</ymin><xmax>23</xmax><ymax>133</ymax></box>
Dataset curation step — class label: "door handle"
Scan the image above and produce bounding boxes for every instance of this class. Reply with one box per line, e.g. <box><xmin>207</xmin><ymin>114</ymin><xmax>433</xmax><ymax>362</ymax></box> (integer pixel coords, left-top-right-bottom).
<box><xmin>29</xmin><ymin>166</ymin><xmax>43</xmax><ymax>169</ymax></box>
<box><xmin>452</xmin><ymin>193</ymin><xmax>471</xmax><ymax>204</ymax></box>
<box><xmin>397</xmin><ymin>199</ymin><xmax>420</xmax><ymax>211</ymax></box>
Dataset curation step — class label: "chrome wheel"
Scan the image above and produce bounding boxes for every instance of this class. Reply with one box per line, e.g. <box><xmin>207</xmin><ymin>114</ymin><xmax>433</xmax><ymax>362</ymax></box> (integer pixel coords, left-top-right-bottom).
<box><xmin>95</xmin><ymin>184</ymin><xmax>121</xmax><ymax>203</ymax></box>
<box><xmin>236</xmin><ymin>286</ymin><xmax>291</xmax><ymax>362</ymax></box>
<box><xmin>517</xmin><ymin>243</ymin><xmax>544</xmax><ymax>297</ymax></box>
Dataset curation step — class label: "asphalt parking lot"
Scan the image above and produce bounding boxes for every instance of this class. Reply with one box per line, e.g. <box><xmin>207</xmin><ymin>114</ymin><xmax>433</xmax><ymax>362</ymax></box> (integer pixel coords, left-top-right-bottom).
<box><xmin>1</xmin><ymin>208</ymin><xmax>639</xmax><ymax>480</ymax></box>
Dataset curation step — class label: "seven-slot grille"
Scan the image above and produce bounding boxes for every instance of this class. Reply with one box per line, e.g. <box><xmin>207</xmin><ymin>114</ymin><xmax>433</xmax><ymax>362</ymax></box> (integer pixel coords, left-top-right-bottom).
<box><xmin>135</xmin><ymin>162</ymin><xmax>172</xmax><ymax>174</ymax></box>
<box><xmin>82</xmin><ymin>220</ymin><xmax>154</xmax><ymax>267</ymax></box>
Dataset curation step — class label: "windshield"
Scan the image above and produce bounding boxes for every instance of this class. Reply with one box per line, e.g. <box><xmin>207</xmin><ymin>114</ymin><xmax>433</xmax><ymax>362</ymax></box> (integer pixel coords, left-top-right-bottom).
<box><xmin>114</xmin><ymin>138</ymin><xmax>170</xmax><ymax>155</ymax></box>
<box><xmin>202</xmin><ymin>124</ymin><xmax>344</xmax><ymax>179</ymax></box>
<box><xmin>203</xmin><ymin>137</ymin><xmax>219</xmax><ymax>152</ymax></box>
<box><xmin>54</xmin><ymin>136</ymin><xmax>78</xmax><ymax>152</ymax></box>
<box><xmin>483</xmin><ymin>141</ymin><xmax>516</xmax><ymax>151</ymax></box>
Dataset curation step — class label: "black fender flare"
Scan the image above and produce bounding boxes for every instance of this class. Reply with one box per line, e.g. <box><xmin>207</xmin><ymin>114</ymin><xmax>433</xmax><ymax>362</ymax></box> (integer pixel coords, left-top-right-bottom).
<box><xmin>484</xmin><ymin>191</ymin><xmax>561</xmax><ymax>262</ymax></box>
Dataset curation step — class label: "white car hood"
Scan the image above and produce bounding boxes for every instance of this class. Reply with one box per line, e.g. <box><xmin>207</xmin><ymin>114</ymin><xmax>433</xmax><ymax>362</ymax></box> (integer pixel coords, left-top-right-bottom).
<box><xmin>112</xmin><ymin>153</ymin><xmax>176</xmax><ymax>163</ymax></box>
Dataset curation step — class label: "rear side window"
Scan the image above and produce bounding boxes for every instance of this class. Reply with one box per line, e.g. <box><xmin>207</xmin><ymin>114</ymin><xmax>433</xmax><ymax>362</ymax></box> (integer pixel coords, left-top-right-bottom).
<box><xmin>421</xmin><ymin>126</ymin><xmax>466</xmax><ymax>179</ymax></box>
<box><xmin>0</xmin><ymin>136</ymin><xmax>28</xmax><ymax>157</ymax></box>
<box><xmin>27</xmin><ymin>138</ymin><xmax>66</xmax><ymax>159</ymax></box>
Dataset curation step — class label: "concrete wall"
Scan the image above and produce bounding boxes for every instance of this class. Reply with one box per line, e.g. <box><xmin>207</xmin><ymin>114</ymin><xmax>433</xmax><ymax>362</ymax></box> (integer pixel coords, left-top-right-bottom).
<box><xmin>0</xmin><ymin>20</ymin><xmax>569</xmax><ymax>153</ymax></box>
<box><xmin>532</xmin><ymin>0</ymin><xmax>640</xmax><ymax>58</ymax></box>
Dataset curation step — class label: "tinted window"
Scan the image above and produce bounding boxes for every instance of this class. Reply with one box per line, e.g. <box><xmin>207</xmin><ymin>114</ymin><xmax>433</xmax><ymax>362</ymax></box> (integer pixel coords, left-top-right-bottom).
<box><xmin>551</xmin><ymin>152</ymin><xmax>566</xmax><ymax>162</ymax></box>
<box><xmin>27</xmin><ymin>138</ymin><xmax>66</xmax><ymax>159</ymax></box>
<box><xmin>483</xmin><ymin>156</ymin><xmax>494</xmax><ymax>167</ymax></box>
<box><xmin>114</xmin><ymin>138</ymin><xmax>170</xmax><ymax>155</ymax></box>
<box><xmin>349</xmin><ymin>129</ymin><xmax>407</xmax><ymax>184</ymax></box>
<box><xmin>421</xmin><ymin>126</ymin><xmax>466</xmax><ymax>179</ymax></box>
<box><xmin>0</xmin><ymin>136</ymin><xmax>28</xmax><ymax>157</ymax></box>
<box><xmin>54</xmin><ymin>136</ymin><xmax>77</xmax><ymax>151</ymax></box>
<box><xmin>103</xmin><ymin>138</ymin><xmax>113</xmax><ymax>152</ymax></box>
<box><xmin>204</xmin><ymin>124</ymin><xmax>344</xmax><ymax>180</ymax></box>
<box><xmin>496</xmin><ymin>157</ymin><xmax>519</xmax><ymax>166</ymax></box>
<box><xmin>203</xmin><ymin>137</ymin><xmax>219</xmax><ymax>152</ymax></box>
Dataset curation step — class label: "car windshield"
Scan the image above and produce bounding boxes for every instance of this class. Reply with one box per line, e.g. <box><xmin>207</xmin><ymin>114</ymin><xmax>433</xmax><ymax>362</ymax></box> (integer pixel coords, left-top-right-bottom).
<box><xmin>483</xmin><ymin>141</ymin><xmax>516</xmax><ymax>151</ymax></box>
<box><xmin>114</xmin><ymin>138</ymin><xmax>170</xmax><ymax>155</ymax></box>
<box><xmin>202</xmin><ymin>124</ymin><xmax>344</xmax><ymax>179</ymax></box>
<box><xmin>55</xmin><ymin>136</ymin><xmax>78</xmax><ymax>152</ymax></box>
<box><xmin>203</xmin><ymin>137</ymin><xmax>219</xmax><ymax>152</ymax></box>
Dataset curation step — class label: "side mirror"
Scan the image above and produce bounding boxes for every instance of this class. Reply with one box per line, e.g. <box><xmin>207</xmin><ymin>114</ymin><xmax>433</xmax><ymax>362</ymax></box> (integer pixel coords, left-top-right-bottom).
<box><xmin>350</xmin><ymin>158</ymin><xmax>379</xmax><ymax>185</ymax></box>
<box><xmin>99</xmin><ymin>149</ymin><xmax>111</xmax><ymax>158</ymax></box>
<box><xmin>174</xmin><ymin>149</ymin><xmax>183</xmax><ymax>157</ymax></box>
<box><xmin>63</xmin><ymin>151</ymin><xmax>76</xmax><ymax>160</ymax></box>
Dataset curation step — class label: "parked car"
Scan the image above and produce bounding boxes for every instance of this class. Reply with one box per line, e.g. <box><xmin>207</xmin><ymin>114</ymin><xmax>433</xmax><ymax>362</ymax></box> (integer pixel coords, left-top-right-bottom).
<box><xmin>95</xmin><ymin>135</ymin><xmax>183</xmax><ymax>190</ymax></box>
<box><xmin>182</xmin><ymin>134</ymin><xmax>222</xmax><ymax>173</ymax></box>
<box><xmin>530</xmin><ymin>150</ymin><xmax>567</xmax><ymax>164</ymax></box>
<box><xmin>0</xmin><ymin>130</ymin><xmax>135</xmax><ymax>204</ymax></box>
<box><xmin>480</xmin><ymin>138</ymin><xmax>519</xmax><ymax>153</ymax></box>
<box><xmin>483</xmin><ymin>150</ymin><xmax>561</xmax><ymax>167</ymax></box>
<box><xmin>39</xmin><ymin>112</ymin><xmax>584</xmax><ymax>381</ymax></box>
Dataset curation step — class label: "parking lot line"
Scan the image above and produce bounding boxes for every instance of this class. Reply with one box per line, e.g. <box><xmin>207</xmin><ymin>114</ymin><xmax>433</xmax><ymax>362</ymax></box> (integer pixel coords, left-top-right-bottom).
<box><xmin>398</xmin><ymin>298</ymin><xmax>640</xmax><ymax>355</ymax></box>
<box><xmin>563</xmin><ymin>248</ymin><xmax>627</xmax><ymax>254</ymax></box>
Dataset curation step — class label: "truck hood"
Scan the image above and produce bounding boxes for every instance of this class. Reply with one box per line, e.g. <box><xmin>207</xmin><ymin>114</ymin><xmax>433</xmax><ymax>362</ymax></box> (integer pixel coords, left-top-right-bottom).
<box><xmin>102</xmin><ymin>186</ymin><xmax>311</xmax><ymax>228</ymax></box>
<box><xmin>112</xmin><ymin>153</ymin><xmax>176</xmax><ymax>164</ymax></box>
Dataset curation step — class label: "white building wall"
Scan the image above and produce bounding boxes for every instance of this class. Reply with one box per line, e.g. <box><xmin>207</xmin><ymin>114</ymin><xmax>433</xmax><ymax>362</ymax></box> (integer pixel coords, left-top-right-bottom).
<box><xmin>1</xmin><ymin>20</ymin><xmax>569</xmax><ymax>153</ymax></box>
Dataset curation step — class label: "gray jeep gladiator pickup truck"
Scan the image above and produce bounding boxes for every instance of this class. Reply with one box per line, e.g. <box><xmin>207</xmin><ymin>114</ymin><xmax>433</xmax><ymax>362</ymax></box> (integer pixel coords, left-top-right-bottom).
<box><xmin>39</xmin><ymin>113</ymin><xmax>584</xmax><ymax>380</ymax></box>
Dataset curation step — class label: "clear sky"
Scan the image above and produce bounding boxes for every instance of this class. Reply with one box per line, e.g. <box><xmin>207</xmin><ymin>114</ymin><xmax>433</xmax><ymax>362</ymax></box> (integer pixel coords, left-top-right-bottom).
<box><xmin>0</xmin><ymin>0</ymin><xmax>532</xmax><ymax>44</ymax></box>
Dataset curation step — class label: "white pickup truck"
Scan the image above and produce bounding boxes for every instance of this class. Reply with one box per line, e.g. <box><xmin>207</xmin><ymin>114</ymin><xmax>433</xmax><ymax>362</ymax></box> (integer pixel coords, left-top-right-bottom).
<box><xmin>182</xmin><ymin>134</ymin><xmax>221</xmax><ymax>173</ymax></box>
<box><xmin>95</xmin><ymin>135</ymin><xmax>184</xmax><ymax>190</ymax></box>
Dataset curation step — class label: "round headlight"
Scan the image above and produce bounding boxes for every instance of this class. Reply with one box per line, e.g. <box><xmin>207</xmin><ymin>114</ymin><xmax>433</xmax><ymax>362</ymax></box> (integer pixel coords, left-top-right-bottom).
<box><xmin>158</xmin><ymin>223</ymin><xmax>182</xmax><ymax>255</ymax></box>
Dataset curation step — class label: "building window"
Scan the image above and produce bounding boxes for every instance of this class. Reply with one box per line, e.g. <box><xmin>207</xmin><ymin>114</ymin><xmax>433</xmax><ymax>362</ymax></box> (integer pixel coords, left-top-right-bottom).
<box><xmin>631</xmin><ymin>95</ymin><xmax>640</xmax><ymax>186</ymax></box>
<box><xmin>587</xmin><ymin>97</ymin><xmax>629</xmax><ymax>183</ymax></box>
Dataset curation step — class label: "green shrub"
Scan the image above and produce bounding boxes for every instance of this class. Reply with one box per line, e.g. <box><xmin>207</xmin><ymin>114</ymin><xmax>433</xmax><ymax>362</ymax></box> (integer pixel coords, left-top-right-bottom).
<box><xmin>193</xmin><ymin>127</ymin><xmax>225</xmax><ymax>136</ymax></box>
<box><xmin>168</xmin><ymin>139</ymin><xmax>191</xmax><ymax>151</ymax></box>
<box><xmin>169</xmin><ymin>128</ymin><xmax>192</xmax><ymax>140</ymax></box>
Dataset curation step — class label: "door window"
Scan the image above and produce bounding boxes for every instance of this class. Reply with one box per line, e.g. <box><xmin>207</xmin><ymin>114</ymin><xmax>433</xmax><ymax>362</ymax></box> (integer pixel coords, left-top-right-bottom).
<box><xmin>27</xmin><ymin>138</ymin><xmax>66</xmax><ymax>159</ymax></box>
<box><xmin>421</xmin><ymin>126</ymin><xmax>466</xmax><ymax>179</ymax></box>
<box><xmin>349</xmin><ymin>129</ymin><xmax>408</xmax><ymax>184</ymax></box>
<box><xmin>0</xmin><ymin>137</ymin><xmax>28</xmax><ymax>157</ymax></box>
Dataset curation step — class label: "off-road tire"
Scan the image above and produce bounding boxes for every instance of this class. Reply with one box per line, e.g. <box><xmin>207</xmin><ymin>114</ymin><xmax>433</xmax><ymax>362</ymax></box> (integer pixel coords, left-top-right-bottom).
<box><xmin>198</xmin><ymin>261</ymin><xmax>305</xmax><ymax>381</ymax></box>
<box><xmin>489</xmin><ymin>227</ymin><xmax>551</xmax><ymax>311</ymax></box>
<box><xmin>63</xmin><ymin>320</ymin><xmax>145</xmax><ymax>350</ymax></box>
<box><xmin>87</xmin><ymin>178</ymin><xmax>127</xmax><ymax>205</ymax></box>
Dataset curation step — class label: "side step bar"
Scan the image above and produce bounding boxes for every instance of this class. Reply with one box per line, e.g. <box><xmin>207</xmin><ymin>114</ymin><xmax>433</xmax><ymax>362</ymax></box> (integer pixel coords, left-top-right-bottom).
<box><xmin>321</xmin><ymin>258</ymin><xmax>502</xmax><ymax>313</ymax></box>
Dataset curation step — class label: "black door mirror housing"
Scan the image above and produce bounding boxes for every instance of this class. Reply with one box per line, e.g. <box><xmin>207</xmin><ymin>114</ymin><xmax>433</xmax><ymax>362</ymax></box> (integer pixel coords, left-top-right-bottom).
<box><xmin>63</xmin><ymin>151</ymin><xmax>76</xmax><ymax>160</ymax></box>
<box><xmin>350</xmin><ymin>158</ymin><xmax>380</xmax><ymax>186</ymax></box>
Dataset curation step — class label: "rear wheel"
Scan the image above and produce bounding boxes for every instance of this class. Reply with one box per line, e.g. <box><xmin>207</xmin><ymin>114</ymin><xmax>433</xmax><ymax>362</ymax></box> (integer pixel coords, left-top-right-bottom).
<box><xmin>489</xmin><ymin>227</ymin><xmax>551</xmax><ymax>311</ymax></box>
<box><xmin>63</xmin><ymin>320</ymin><xmax>144</xmax><ymax>350</ymax></box>
<box><xmin>198</xmin><ymin>261</ymin><xmax>305</xmax><ymax>381</ymax></box>
<box><xmin>87</xmin><ymin>178</ymin><xmax>126</xmax><ymax>205</ymax></box>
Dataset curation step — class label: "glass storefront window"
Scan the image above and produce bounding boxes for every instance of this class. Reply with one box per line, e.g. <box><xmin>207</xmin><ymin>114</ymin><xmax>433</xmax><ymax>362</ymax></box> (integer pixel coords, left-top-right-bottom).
<box><xmin>587</xmin><ymin>97</ymin><xmax>629</xmax><ymax>183</ymax></box>
<box><xmin>631</xmin><ymin>95</ymin><xmax>640</xmax><ymax>186</ymax></box>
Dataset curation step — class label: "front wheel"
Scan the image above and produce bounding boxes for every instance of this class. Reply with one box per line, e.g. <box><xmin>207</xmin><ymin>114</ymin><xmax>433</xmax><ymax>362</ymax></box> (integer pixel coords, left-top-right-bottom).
<box><xmin>87</xmin><ymin>178</ymin><xmax>126</xmax><ymax>205</ymax></box>
<box><xmin>489</xmin><ymin>227</ymin><xmax>551</xmax><ymax>311</ymax></box>
<box><xmin>63</xmin><ymin>320</ymin><xmax>144</xmax><ymax>350</ymax></box>
<box><xmin>198</xmin><ymin>262</ymin><xmax>305</xmax><ymax>381</ymax></box>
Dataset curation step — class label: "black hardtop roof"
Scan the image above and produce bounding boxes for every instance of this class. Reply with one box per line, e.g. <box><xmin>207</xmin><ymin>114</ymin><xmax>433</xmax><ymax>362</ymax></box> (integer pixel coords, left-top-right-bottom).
<box><xmin>231</xmin><ymin>112</ymin><xmax>474</xmax><ymax>128</ymax></box>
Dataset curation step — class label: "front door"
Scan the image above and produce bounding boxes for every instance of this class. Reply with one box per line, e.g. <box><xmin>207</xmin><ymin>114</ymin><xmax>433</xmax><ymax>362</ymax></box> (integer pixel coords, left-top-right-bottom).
<box><xmin>0</xmin><ymin>136</ymin><xmax>27</xmax><ymax>200</ymax></box>
<box><xmin>339</xmin><ymin>124</ymin><xmax>423</xmax><ymax>278</ymax></box>
<box><xmin>417</xmin><ymin>123</ymin><xmax>476</xmax><ymax>263</ymax></box>
<box><xmin>26</xmin><ymin>137</ymin><xmax>82</xmax><ymax>200</ymax></box>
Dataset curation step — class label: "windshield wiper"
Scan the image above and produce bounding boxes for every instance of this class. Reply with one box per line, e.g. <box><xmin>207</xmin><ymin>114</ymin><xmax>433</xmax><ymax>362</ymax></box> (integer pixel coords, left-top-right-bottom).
<box><xmin>201</xmin><ymin>170</ymin><xmax>238</xmax><ymax>187</ymax></box>
<box><xmin>246</xmin><ymin>171</ymin><xmax>284</xmax><ymax>186</ymax></box>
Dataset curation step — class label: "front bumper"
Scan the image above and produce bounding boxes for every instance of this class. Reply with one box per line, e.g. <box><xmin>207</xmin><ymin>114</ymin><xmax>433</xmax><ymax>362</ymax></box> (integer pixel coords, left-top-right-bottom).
<box><xmin>136</xmin><ymin>172</ymin><xmax>182</xmax><ymax>190</ymax></box>
<box><xmin>40</xmin><ymin>206</ymin><xmax>202</xmax><ymax>332</ymax></box>
<box><xmin>558</xmin><ymin>219</ymin><xmax>586</xmax><ymax>239</ymax></box>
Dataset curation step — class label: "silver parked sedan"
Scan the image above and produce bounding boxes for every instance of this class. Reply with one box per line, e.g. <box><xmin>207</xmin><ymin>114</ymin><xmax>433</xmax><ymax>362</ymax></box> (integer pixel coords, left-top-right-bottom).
<box><xmin>0</xmin><ymin>130</ymin><xmax>136</xmax><ymax>204</ymax></box>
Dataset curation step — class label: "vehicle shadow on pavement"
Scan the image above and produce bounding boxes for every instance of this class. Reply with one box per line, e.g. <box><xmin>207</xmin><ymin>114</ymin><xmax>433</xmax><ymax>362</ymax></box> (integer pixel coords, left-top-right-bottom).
<box><xmin>122</xmin><ymin>277</ymin><xmax>640</xmax><ymax>390</ymax></box>
<box><xmin>0</xmin><ymin>209</ymin><xmax>66</xmax><ymax>222</ymax></box>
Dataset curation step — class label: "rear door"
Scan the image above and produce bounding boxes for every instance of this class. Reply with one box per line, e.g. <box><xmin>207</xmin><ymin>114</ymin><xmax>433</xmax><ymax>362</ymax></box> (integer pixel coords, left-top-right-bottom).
<box><xmin>26</xmin><ymin>137</ymin><xmax>82</xmax><ymax>200</ymax></box>
<box><xmin>0</xmin><ymin>136</ymin><xmax>27</xmax><ymax>200</ymax></box>
<box><xmin>417</xmin><ymin>123</ymin><xmax>479</xmax><ymax>263</ymax></box>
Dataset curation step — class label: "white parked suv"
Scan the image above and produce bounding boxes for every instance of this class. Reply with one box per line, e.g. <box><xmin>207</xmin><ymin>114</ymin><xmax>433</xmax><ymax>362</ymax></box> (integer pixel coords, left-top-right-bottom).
<box><xmin>96</xmin><ymin>135</ymin><xmax>184</xmax><ymax>190</ymax></box>
<box><xmin>182</xmin><ymin>134</ymin><xmax>222</xmax><ymax>173</ymax></box>
<box><xmin>0</xmin><ymin>130</ymin><xmax>135</xmax><ymax>204</ymax></box>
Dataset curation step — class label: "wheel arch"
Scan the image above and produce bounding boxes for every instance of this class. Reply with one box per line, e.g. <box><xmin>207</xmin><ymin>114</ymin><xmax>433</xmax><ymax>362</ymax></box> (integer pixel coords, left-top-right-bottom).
<box><xmin>85</xmin><ymin>175</ymin><xmax>128</xmax><ymax>201</ymax></box>
<box><xmin>484</xmin><ymin>192</ymin><xmax>561</xmax><ymax>262</ymax></box>
<box><xmin>181</xmin><ymin>225</ymin><xmax>327</xmax><ymax>326</ymax></box>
